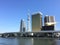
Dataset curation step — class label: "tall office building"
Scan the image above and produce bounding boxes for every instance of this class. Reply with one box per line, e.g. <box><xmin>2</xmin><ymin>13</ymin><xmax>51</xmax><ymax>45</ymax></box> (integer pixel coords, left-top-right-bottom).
<box><xmin>44</xmin><ymin>15</ymin><xmax>55</xmax><ymax>26</ymax></box>
<box><xmin>32</xmin><ymin>12</ymin><xmax>42</xmax><ymax>32</ymax></box>
<box><xmin>42</xmin><ymin>15</ymin><xmax>55</xmax><ymax>30</ymax></box>
<box><xmin>20</xmin><ymin>19</ymin><xmax>26</xmax><ymax>32</ymax></box>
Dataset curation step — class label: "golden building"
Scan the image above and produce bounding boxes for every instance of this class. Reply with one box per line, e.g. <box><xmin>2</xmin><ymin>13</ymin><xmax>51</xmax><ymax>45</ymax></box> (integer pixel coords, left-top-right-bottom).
<box><xmin>32</xmin><ymin>12</ymin><xmax>42</xmax><ymax>32</ymax></box>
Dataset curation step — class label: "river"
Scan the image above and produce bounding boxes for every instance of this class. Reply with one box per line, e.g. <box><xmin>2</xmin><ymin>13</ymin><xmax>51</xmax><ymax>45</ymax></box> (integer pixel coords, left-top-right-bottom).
<box><xmin>0</xmin><ymin>37</ymin><xmax>60</xmax><ymax>45</ymax></box>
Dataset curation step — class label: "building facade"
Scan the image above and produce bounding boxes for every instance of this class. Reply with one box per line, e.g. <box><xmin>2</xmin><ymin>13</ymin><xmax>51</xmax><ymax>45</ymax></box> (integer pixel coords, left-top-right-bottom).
<box><xmin>43</xmin><ymin>15</ymin><xmax>55</xmax><ymax>30</ymax></box>
<box><xmin>42</xmin><ymin>26</ymin><xmax>54</xmax><ymax>30</ymax></box>
<box><xmin>32</xmin><ymin>12</ymin><xmax>42</xmax><ymax>32</ymax></box>
<box><xmin>44</xmin><ymin>15</ymin><xmax>55</xmax><ymax>26</ymax></box>
<box><xmin>20</xmin><ymin>19</ymin><xmax>26</xmax><ymax>32</ymax></box>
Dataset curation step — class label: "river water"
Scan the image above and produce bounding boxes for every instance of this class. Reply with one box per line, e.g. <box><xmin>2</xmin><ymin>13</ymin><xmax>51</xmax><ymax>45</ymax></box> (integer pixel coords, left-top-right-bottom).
<box><xmin>0</xmin><ymin>37</ymin><xmax>60</xmax><ymax>45</ymax></box>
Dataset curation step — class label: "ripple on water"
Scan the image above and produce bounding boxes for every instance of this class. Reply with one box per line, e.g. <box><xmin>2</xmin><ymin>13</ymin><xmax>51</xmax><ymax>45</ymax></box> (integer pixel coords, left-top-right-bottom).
<box><xmin>0</xmin><ymin>43</ymin><xmax>9</xmax><ymax>45</ymax></box>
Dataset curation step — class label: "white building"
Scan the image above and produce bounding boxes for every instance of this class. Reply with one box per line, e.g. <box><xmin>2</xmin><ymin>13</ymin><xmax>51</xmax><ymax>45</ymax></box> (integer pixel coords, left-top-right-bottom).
<box><xmin>20</xmin><ymin>19</ymin><xmax>26</xmax><ymax>32</ymax></box>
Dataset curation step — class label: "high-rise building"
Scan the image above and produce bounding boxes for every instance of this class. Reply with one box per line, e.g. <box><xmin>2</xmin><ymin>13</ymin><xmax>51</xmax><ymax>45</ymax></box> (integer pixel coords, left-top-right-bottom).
<box><xmin>44</xmin><ymin>15</ymin><xmax>55</xmax><ymax>26</ymax></box>
<box><xmin>43</xmin><ymin>15</ymin><xmax>55</xmax><ymax>30</ymax></box>
<box><xmin>32</xmin><ymin>12</ymin><xmax>42</xmax><ymax>32</ymax></box>
<box><xmin>20</xmin><ymin>19</ymin><xmax>26</xmax><ymax>32</ymax></box>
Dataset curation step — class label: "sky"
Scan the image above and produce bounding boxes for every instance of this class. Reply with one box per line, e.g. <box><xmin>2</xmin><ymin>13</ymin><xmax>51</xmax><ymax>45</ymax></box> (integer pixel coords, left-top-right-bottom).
<box><xmin>0</xmin><ymin>0</ymin><xmax>60</xmax><ymax>33</ymax></box>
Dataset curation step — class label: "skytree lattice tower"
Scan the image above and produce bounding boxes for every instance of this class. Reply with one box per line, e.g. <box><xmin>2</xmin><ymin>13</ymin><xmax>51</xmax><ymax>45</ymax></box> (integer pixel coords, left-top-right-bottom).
<box><xmin>27</xmin><ymin>14</ymin><xmax>31</xmax><ymax>32</ymax></box>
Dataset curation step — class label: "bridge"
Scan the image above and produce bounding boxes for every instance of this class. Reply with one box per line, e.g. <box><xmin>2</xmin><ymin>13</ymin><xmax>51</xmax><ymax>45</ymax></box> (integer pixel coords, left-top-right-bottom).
<box><xmin>0</xmin><ymin>31</ymin><xmax>60</xmax><ymax>38</ymax></box>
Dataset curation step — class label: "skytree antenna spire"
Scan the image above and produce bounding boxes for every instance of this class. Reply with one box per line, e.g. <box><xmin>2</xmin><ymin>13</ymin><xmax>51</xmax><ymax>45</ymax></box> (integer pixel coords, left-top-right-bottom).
<box><xmin>27</xmin><ymin>9</ymin><xmax>31</xmax><ymax>32</ymax></box>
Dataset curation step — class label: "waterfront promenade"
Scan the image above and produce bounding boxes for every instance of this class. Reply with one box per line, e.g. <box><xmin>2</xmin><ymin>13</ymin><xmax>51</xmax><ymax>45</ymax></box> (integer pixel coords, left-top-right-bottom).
<box><xmin>0</xmin><ymin>31</ymin><xmax>60</xmax><ymax>38</ymax></box>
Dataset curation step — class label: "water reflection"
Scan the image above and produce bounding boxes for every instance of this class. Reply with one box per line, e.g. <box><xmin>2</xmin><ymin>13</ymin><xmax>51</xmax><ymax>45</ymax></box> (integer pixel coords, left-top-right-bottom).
<box><xmin>0</xmin><ymin>38</ymin><xmax>18</xmax><ymax>45</ymax></box>
<box><xmin>55</xmin><ymin>39</ymin><xmax>60</xmax><ymax>45</ymax></box>
<box><xmin>17</xmin><ymin>37</ymin><xmax>56</xmax><ymax>45</ymax></box>
<box><xmin>0</xmin><ymin>37</ymin><xmax>60</xmax><ymax>45</ymax></box>
<box><xmin>17</xmin><ymin>37</ymin><xmax>33</xmax><ymax>45</ymax></box>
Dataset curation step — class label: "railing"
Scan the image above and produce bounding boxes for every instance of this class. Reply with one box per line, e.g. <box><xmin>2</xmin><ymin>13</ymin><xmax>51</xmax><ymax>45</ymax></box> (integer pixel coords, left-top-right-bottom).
<box><xmin>0</xmin><ymin>31</ymin><xmax>60</xmax><ymax>38</ymax></box>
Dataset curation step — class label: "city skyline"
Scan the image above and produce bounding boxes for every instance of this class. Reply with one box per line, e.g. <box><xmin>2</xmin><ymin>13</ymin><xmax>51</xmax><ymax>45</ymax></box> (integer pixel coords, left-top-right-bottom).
<box><xmin>0</xmin><ymin>0</ymin><xmax>60</xmax><ymax>33</ymax></box>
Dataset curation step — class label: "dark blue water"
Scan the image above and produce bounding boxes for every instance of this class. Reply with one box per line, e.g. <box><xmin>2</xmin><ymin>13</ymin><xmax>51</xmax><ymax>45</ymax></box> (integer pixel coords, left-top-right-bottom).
<box><xmin>0</xmin><ymin>37</ymin><xmax>60</xmax><ymax>45</ymax></box>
